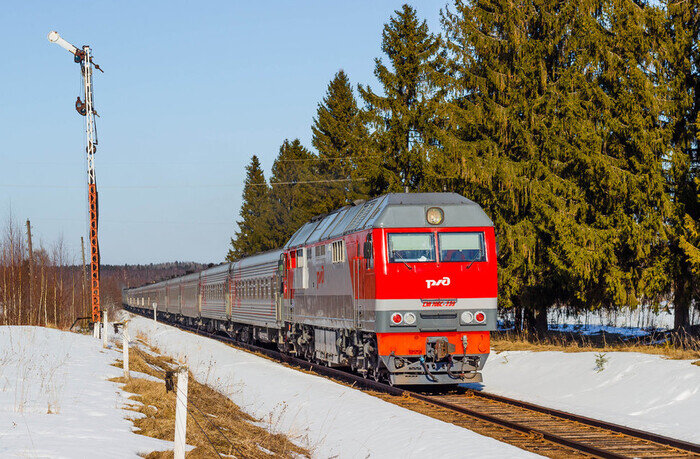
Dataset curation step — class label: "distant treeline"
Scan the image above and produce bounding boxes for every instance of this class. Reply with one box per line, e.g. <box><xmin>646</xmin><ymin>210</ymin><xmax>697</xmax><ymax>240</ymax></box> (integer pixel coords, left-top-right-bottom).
<box><xmin>0</xmin><ymin>216</ymin><xmax>207</xmax><ymax>328</ymax></box>
<box><xmin>227</xmin><ymin>2</ymin><xmax>699</xmax><ymax>332</ymax></box>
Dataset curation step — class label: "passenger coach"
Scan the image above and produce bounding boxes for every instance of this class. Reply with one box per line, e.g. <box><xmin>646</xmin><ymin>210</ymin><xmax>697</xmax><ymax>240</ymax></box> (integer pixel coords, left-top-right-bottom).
<box><xmin>124</xmin><ymin>193</ymin><xmax>497</xmax><ymax>385</ymax></box>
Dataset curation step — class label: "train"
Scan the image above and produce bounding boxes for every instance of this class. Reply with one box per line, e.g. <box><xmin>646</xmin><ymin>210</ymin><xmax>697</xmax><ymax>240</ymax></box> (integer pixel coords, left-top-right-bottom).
<box><xmin>123</xmin><ymin>192</ymin><xmax>497</xmax><ymax>385</ymax></box>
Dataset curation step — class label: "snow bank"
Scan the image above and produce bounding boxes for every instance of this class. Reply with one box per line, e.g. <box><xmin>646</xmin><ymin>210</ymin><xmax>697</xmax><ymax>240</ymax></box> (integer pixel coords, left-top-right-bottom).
<box><xmin>128</xmin><ymin>315</ymin><xmax>538</xmax><ymax>458</ymax></box>
<box><xmin>478</xmin><ymin>351</ymin><xmax>700</xmax><ymax>443</ymax></box>
<box><xmin>0</xmin><ymin>326</ymin><xmax>172</xmax><ymax>458</ymax></box>
<box><xmin>501</xmin><ymin>304</ymin><xmax>700</xmax><ymax>336</ymax></box>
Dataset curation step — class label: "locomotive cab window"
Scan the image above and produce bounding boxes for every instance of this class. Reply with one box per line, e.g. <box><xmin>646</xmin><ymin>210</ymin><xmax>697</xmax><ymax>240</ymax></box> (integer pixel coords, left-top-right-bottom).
<box><xmin>438</xmin><ymin>232</ymin><xmax>486</xmax><ymax>262</ymax></box>
<box><xmin>387</xmin><ymin>233</ymin><xmax>436</xmax><ymax>263</ymax></box>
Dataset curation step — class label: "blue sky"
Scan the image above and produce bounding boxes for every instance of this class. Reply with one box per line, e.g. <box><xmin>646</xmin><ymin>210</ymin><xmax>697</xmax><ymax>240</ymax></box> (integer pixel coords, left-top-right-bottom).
<box><xmin>0</xmin><ymin>1</ymin><xmax>443</xmax><ymax>264</ymax></box>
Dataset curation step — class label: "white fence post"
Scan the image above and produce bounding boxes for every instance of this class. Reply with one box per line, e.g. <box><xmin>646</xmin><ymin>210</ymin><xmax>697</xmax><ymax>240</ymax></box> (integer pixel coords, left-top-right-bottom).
<box><xmin>102</xmin><ymin>309</ymin><xmax>109</xmax><ymax>348</ymax></box>
<box><xmin>93</xmin><ymin>321</ymin><xmax>99</xmax><ymax>339</ymax></box>
<box><xmin>173</xmin><ymin>366</ymin><xmax>188</xmax><ymax>459</ymax></box>
<box><xmin>153</xmin><ymin>302</ymin><xmax>157</xmax><ymax>322</ymax></box>
<box><xmin>122</xmin><ymin>321</ymin><xmax>130</xmax><ymax>379</ymax></box>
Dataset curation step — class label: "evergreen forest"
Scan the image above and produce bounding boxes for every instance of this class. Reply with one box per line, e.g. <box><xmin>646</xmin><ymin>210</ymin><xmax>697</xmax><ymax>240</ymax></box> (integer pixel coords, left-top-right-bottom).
<box><xmin>227</xmin><ymin>1</ymin><xmax>700</xmax><ymax>333</ymax></box>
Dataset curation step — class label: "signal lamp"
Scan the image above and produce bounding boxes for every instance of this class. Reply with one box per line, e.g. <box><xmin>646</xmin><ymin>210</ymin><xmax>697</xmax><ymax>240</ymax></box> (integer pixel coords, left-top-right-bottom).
<box><xmin>391</xmin><ymin>313</ymin><xmax>403</xmax><ymax>325</ymax></box>
<box><xmin>475</xmin><ymin>311</ymin><xmax>486</xmax><ymax>323</ymax></box>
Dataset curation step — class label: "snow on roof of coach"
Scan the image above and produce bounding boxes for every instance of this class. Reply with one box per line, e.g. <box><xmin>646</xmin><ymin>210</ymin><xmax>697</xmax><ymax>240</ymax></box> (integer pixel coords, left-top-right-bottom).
<box><xmin>284</xmin><ymin>192</ymin><xmax>493</xmax><ymax>249</ymax></box>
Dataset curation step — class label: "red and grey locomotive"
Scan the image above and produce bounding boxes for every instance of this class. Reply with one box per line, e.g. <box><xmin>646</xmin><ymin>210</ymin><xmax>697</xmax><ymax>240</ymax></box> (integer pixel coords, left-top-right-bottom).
<box><xmin>123</xmin><ymin>192</ymin><xmax>497</xmax><ymax>385</ymax></box>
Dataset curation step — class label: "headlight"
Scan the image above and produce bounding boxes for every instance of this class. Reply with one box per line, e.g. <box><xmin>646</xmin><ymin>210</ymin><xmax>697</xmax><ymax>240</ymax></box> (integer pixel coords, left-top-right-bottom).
<box><xmin>391</xmin><ymin>313</ymin><xmax>403</xmax><ymax>325</ymax></box>
<box><xmin>461</xmin><ymin>311</ymin><xmax>474</xmax><ymax>324</ymax></box>
<box><xmin>475</xmin><ymin>311</ymin><xmax>486</xmax><ymax>323</ymax></box>
<box><xmin>426</xmin><ymin>207</ymin><xmax>444</xmax><ymax>225</ymax></box>
<box><xmin>404</xmin><ymin>312</ymin><xmax>416</xmax><ymax>325</ymax></box>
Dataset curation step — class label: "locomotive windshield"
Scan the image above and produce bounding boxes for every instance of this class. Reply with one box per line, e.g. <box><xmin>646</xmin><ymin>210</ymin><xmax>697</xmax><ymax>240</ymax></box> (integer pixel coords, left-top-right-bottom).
<box><xmin>387</xmin><ymin>233</ymin><xmax>436</xmax><ymax>263</ymax></box>
<box><xmin>438</xmin><ymin>232</ymin><xmax>485</xmax><ymax>262</ymax></box>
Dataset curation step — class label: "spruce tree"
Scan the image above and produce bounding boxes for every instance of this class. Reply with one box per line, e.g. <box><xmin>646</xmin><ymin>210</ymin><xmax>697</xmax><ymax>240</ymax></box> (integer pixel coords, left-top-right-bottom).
<box><xmin>559</xmin><ymin>0</ymin><xmax>669</xmax><ymax>317</ymax></box>
<box><xmin>227</xmin><ymin>155</ymin><xmax>275</xmax><ymax>260</ymax></box>
<box><xmin>312</xmin><ymin>70</ymin><xmax>370</xmax><ymax>211</ymax></box>
<box><xmin>358</xmin><ymin>4</ymin><xmax>442</xmax><ymax>194</ymax></box>
<box><xmin>439</xmin><ymin>0</ymin><xmax>580</xmax><ymax>332</ymax></box>
<box><xmin>660</xmin><ymin>0</ymin><xmax>700</xmax><ymax>329</ymax></box>
<box><xmin>268</xmin><ymin>139</ymin><xmax>324</xmax><ymax>247</ymax></box>
<box><xmin>439</xmin><ymin>0</ymin><xmax>669</xmax><ymax>333</ymax></box>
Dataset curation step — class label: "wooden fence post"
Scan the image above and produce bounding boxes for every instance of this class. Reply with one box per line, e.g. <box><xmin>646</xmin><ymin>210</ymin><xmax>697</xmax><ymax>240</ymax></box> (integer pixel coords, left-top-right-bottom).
<box><xmin>173</xmin><ymin>366</ymin><xmax>188</xmax><ymax>459</ymax></box>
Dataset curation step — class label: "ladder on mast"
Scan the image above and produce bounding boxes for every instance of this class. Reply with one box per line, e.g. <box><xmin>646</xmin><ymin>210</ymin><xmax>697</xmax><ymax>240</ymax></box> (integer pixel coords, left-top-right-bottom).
<box><xmin>48</xmin><ymin>31</ymin><xmax>103</xmax><ymax>324</ymax></box>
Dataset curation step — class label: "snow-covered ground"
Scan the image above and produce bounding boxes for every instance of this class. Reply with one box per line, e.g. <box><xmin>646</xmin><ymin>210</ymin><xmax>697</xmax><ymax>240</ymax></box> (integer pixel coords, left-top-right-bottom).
<box><xmin>501</xmin><ymin>304</ymin><xmax>700</xmax><ymax>337</ymax></box>
<box><xmin>127</xmin><ymin>315</ymin><xmax>538</xmax><ymax>458</ymax></box>
<box><xmin>474</xmin><ymin>351</ymin><xmax>700</xmax><ymax>443</ymax></box>
<box><xmin>0</xmin><ymin>326</ymin><xmax>172</xmax><ymax>458</ymax></box>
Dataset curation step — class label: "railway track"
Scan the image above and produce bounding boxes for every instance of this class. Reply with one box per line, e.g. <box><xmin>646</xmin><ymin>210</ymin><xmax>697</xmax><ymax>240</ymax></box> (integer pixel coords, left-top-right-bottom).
<box><xmin>125</xmin><ymin>307</ymin><xmax>700</xmax><ymax>458</ymax></box>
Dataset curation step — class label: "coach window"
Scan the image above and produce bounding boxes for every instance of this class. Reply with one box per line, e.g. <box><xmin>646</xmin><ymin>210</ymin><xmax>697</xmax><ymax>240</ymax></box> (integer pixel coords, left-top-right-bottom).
<box><xmin>387</xmin><ymin>233</ymin><xmax>436</xmax><ymax>263</ymax></box>
<box><xmin>438</xmin><ymin>232</ymin><xmax>486</xmax><ymax>263</ymax></box>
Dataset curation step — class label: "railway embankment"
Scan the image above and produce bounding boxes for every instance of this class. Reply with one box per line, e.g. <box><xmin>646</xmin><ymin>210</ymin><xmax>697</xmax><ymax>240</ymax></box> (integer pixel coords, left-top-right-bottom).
<box><xmin>126</xmin><ymin>313</ymin><xmax>540</xmax><ymax>458</ymax></box>
<box><xmin>110</xmin><ymin>337</ymin><xmax>310</xmax><ymax>458</ymax></box>
<box><xmin>127</xmin><ymin>311</ymin><xmax>700</xmax><ymax>454</ymax></box>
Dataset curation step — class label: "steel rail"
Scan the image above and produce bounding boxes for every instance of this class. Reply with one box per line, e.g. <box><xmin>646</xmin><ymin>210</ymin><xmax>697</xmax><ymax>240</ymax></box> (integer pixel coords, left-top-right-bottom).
<box><xmin>125</xmin><ymin>306</ymin><xmax>700</xmax><ymax>458</ymax></box>
<box><xmin>467</xmin><ymin>390</ymin><xmax>700</xmax><ymax>455</ymax></box>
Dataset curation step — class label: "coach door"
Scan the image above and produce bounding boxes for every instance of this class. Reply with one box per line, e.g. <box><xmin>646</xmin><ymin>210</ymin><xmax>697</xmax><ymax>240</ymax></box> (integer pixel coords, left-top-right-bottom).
<box><xmin>353</xmin><ymin>233</ymin><xmax>374</xmax><ymax>329</ymax></box>
<box><xmin>352</xmin><ymin>257</ymin><xmax>360</xmax><ymax>328</ymax></box>
<box><xmin>279</xmin><ymin>253</ymin><xmax>291</xmax><ymax>322</ymax></box>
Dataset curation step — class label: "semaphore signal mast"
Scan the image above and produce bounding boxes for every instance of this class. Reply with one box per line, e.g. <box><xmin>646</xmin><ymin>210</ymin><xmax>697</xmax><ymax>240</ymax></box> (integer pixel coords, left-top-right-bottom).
<box><xmin>48</xmin><ymin>31</ymin><xmax>103</xmax><ymax>326</ymax></box>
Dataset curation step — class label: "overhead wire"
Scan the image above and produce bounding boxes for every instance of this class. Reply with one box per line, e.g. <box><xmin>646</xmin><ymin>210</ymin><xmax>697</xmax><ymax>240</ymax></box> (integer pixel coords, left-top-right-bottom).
<box><xmin>262</xmin><ymin>177</ymin><xmax>366</xmax><ymax>186</ymax></box>
<box><xmin>2</xmin><ymin>154</ymin><xmax>380</xmax><ymax>166</ymax></box>
<box><xmin>0</xmin><ymin>177</ymin><xmax>367</xmax><ymax>189</ymax></box>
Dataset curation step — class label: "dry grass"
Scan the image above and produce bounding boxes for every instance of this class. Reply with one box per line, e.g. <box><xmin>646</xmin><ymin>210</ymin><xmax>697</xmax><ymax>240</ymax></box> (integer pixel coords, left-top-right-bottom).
<box><xmin>492</xmin><ymin>330</ymin><xmax>700</xmax><ymax>361</ymax></box>
<box><xmin>111</xmin><ymin>341</ymin><xmax>310</xmax><ymax>458</ymax></box>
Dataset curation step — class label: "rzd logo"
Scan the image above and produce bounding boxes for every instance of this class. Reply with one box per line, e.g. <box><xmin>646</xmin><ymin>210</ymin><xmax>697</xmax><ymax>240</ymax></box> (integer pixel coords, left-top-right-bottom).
<box><xmin>425</xmin><ymin>277</ymin><xmax>450</xmax><ymax>288</ymax></box>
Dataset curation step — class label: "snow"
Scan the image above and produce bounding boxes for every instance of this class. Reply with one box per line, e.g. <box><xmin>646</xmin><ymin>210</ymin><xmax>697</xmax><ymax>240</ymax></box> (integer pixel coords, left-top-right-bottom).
<box><xmin>501</xmin><ymin>304</ymin><xmax>700</xmax><ymax>337</ymax></box>
<box><xmin>474</xmin><ymin>351</ymin><xmax>700</xmax><ymax>443</ymax></box>
<box><xmin>548</xmin><ymin>323</ymin><xmax>655</xmax><ymax>337</ymax></box>
<box><xmin>127</xmin><ymin>315</ymin><xmax>538</xmax><ymax>458</ymax></box>
<box><xmin>0</xmin><ymin>326</ymin><xmax>172</xmax><ymax>458</ymax></box>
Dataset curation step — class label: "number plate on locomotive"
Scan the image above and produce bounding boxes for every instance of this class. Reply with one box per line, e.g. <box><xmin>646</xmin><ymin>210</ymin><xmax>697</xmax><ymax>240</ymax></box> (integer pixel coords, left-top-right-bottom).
<box><xmin>421</xmin><ymin>299</ymin><xmax>457</xmax><ymax>307</ymax></box>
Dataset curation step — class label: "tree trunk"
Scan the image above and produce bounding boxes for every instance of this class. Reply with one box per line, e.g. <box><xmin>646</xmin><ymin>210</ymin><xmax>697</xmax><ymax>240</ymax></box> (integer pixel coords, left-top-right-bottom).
<box><xmin>673</xmin><ymin>264</ymin><xmax>691</xmax><ymax>331</ymax></box>
<box><xmin>524</xmin><ymin>305</ymin><xmax>548</xmax><ymax>338</ymax></box>
<box><xmin>514</xmin><ymin>304</ymin><xmax>523</xmax><ymax>332</ymax></box>
<box><xmin>535</xmin><ymin>307</ymin><xmax>548</xmax><ymax>336</ymax></box>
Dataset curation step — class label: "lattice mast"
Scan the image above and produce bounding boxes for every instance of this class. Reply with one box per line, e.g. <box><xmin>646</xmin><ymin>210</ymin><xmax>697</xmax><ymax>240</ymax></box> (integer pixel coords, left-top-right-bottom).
<box><xmin>48</xmin><ymin>31</ymin><xmax>103</xmax><ymax>323</ymax></box>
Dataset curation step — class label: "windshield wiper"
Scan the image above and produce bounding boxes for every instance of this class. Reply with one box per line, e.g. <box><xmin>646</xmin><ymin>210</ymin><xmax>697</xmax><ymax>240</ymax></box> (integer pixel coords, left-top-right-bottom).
<box><xmin>465</xmin><ymin>250</ymin><xmax>484</xmax><ymax>270</ymax></box>
<box><xmin>393</xmin><ymin>252</ymin><xmax>413</xmax><ymax>271</ymax></box>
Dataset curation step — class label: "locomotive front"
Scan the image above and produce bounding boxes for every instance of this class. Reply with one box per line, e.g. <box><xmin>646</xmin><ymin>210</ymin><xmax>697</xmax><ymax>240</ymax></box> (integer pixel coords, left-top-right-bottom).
<box><xmin>369</xmin><ymin>195</ymin><xmax>497</xmax><ymax>385</ymax></box>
